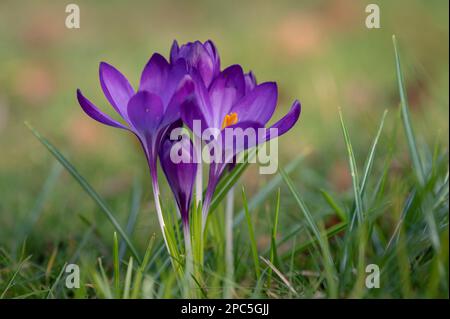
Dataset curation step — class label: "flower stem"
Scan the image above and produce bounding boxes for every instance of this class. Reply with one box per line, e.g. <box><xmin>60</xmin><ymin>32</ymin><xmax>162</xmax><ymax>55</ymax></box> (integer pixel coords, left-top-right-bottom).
<box><xmin>194</xmin><ymin>135</ymin><xmax>203</xmax><ymax>206</ymax></box>
<box><xmin>149</xmin><ymin>165</ymin><xmax>169</xmax><ymax>253</ymax></box>
<box><xmin>201</xmin><ymin>171</ymin><xmax>219</xmax><ymax>232</ymax></box>
<box><xmin>183</xmin><ymin>223</ymin><xmax>194</xmax><ymax>297</ymax></box>
<box><xmin>224</xmin><ymin>186</ymin><xmax>235</xmax><ymax>298</ymax></box>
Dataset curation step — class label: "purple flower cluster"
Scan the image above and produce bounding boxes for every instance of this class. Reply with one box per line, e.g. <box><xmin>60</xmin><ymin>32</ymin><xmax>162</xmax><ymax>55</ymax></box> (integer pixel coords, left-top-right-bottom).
<box><xmin>77</xmin><ymin>40</ymin><xmax>301</xmax><ymax>237</ymax></box>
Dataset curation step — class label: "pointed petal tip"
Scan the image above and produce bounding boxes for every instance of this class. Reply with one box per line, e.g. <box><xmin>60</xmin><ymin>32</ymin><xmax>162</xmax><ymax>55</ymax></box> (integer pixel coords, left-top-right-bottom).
<box><xmin>226</xmin><ymin>64</ymin><xmax>244</xmax><ymax>74</ymax></box>
<box><xmin>151</xmin><ymin>52</ymin><xmax>169</xmax><ymax>63</ymax></box>
<box><xmin>99</xmin><ymin>61</ymin><xmax>114</xmax><ymax>73</ymax></box>
<box><xmin>292</xmin><ymin>99</ymin><xmax>302</xmax><ymax>115</ymax></box>
<box><xmin>259</xmin><ymin>81</ymin><xmax>278</xmax><ymax>91</ymax></box>
<box><xmin>76</xmin><ymin>88</ymin><xmax>128</xmax><ymax>130</ymax></box>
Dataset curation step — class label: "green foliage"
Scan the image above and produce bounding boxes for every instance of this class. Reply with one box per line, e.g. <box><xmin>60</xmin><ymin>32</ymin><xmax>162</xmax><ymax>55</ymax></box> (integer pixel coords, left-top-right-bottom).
<box><xmin>0</xmin><ymin>0</ymin><xmax>448</xmax><ymax>299</ymax></box>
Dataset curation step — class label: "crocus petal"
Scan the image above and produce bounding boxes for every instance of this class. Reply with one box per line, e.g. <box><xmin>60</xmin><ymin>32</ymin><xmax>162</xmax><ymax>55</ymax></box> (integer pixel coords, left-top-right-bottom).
<box><xmin>77</xmin><ymin>89</ymin><xmax>128</xmax><ymax>130</ymax></box>
<box><xmin>203</xmin><ymin>121</ymin><xmax>263</xmax><ymax>174</ymax></box>
<box><xmin>178</xmin><ymin>41</ymin><xmax>216</xmax><ymax>87</ymax></box>
<box><xmin>127</xmin><ymin>91</ymin><xmax>164</xmax><ymax>135</ymax></box>
<box><xmin>244</xmin><ymin>71</ymin><xmax>257</xmax><ymax>93</ymax></box>
<box><xmin>163</xmin><ymin>58</ymin><xmax>189</xmax><ymax>108</ymax></box>
<box><xmin>180</xmin><ymin>92</ymin><xmax>209</xmax><ymax>135</ymax></box>
<box><xmin>139</xmin><ymin>53</ymin><xmax>170</xmax><ymax>98</ymax></box>
<box><xmin>139</xmin><ymin>53</ymin><xmax>187</xmax><ymax>107</ymax></box>
<box><xmin>219</xmin><ymin>120</ymin><xmax>264</xmax><ymax>162</ymax></box>
<box><xmin>204</xmin><ymin>40</ymin><xmax>220</xmax><ymax>79</ymax></box>
<box><xmin>230</xmin><ymin>82</ymin><xmax>277</xmax><ymax>126</ymax></box>
<box><xmin>99</xmin><ymin>62</ymin><xmax>135</xmax><ymax>122</ymax></box>
<box><xmin>169</xmin><ymin>40</ymin><xmax>180</xmax><ymax>64</ymax></box>
<box><xmin>160</xmin><ymin>75</ymin><xmax>196</xmax><ymax>128</ymax></box>
<box><xmin>159</xmin><ymin>136</ymin><xmax>197</xmax><ymax>224</ymax></box>
<box><xmin>265</xmin><ymin>100</ymin><xmax>301</xmax><ymax>141</ymax></box>
<box><xmin>209</xmin><ymin>64</ymin><xmax>245</xmax><ymax>129</ymax></box>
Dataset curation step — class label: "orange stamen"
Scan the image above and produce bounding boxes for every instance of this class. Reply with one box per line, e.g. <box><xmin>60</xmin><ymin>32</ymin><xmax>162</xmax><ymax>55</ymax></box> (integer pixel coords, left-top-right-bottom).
<box><xmin>221</xmin><ymin>112</ymin><xmax>238</xmax><ymax>129</ymax></box>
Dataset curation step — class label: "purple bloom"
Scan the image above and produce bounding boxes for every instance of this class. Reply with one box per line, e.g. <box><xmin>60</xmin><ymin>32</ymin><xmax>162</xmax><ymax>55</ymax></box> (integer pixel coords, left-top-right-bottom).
<box><xmin>76</xmin><ymin>53</ymin><xmax>194</xmax><ymax>241</ymax></box>
<box><xmin>159</xmin><ymin>134</ymin><xmax>197</xmax><ymax>226</ymax></box>
<box><xmin>170</xmin><ymin>40</ymin><xmax>220</xmax><ymax>88</ymax></box>
<box><xmin>172</xmin><ymin>41</ymin><xmax>302</xmax><ymax>226</ymax></box>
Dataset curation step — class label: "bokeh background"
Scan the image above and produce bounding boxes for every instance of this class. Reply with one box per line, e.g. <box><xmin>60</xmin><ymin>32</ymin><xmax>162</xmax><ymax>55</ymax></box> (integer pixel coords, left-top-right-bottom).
<box><xmin>0</xmin><ymin>0</ymin><xmax>448</xmax><ymax>286</ymax></box>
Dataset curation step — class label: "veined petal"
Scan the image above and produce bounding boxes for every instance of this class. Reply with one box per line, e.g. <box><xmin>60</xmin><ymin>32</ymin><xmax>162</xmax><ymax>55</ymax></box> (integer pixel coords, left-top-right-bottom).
<box><xmin>209</xmin><ymin>64</ymin><xmax>245</xmax><ymax>129</ymax></box>
<box><xmin>203</xmin><ymin>121</ymin><xmax>262</xmax><ymax>171</ymax></box>
<box><xmin>204</xmin><ymin>40</ymin><xmax>220</xmax><ymax>67</ymax></box>
<box><xmin>219</xmin><ymin>120</ymin><xmax>263</xmax><ymax>160</ymax></box>
<box><xmin>230</xmin><ymin>82</ymin><xmax>277</xmax><ymax>126</ymax></box>
<box><xmin>265</xmin><ymin>100</ymin><xmax>301</xmax><ymax>141</ymax></box>
<box><xmin>160</xmin><ymin>75</ymin><xmax>196</xmax><ymax>128</ymax></box>
<box><xmin>99</xmin><ymin>62</ymin><xmax>135</xmax><ymax>121</ymax></box>
<box><xmin>77</xmin><ymin>89</ymin><xmax>128</xmax><ymax>130</ymax></box>
<box><xmin>139</xmin><ymin>53</ymin><xmax>187</xmax><ymax>107</ymax></box>
<box><xmin>203</xmin><ymin>40</ymin><xmax>221</xmax><ymax>83</ymax></box>
<box><xmin>169</xmin><ymin>40</ymin><xmax>180</xmax><ymax>64</ymax></box>
<box><xmin>164</xmin><ymin>58</ymin><xmax>189</xmax><ymax>107</ymax></box>
<box><xmin>244</xmin><ymin>71</ymin><xmax>257</xmax><ymax>93</ymax></box>
<box><xmin>180</xmin><ymin>93</ymin><xmax>209</xmax><ymax>136</ymax></box>
<box><xmin>139</xmin><ymin>53</ymin><xmax>170</xmax><ymax>98</ymax></box>
<box><xmin>127</xmin><ymin>91</ymin><xmax>164</xmax><ymax>135</ymax></box>
<box><xmin>159</xmin><ymin>137</ymin><xmax>197</xmax><ymax>224</ymax></box>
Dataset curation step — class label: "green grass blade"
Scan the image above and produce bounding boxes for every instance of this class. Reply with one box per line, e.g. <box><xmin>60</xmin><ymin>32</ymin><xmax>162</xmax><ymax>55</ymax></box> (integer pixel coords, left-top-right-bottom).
<box><xmin>360</xmin><ymin>109</ymin><xmax>388</xmax><ymax>196</ymax></box>
<box><xmin>242</xmin><ymin>187</ymin><xmax>260</xmax><ymax>280</ymax></box>
<box><xmin>260</xmin><ymin>256</ymin><xmax>297</xmax><ymax>296</ymax></box>
<box><xmin>392</xmin><ymin>35</ymin><xmax>425</xmax><ymax>185</ymax></box>
<box><xmin>18</xmin><ymin>162</ymin><xmax>62</xmax><ymax>243</ymax></box>
<box><xmin>279</xmin><ymin>167</ymin><xmax>336</xmax><ymax>274</ymax></box>
<box><xmin>25</xmin><ymin>122</ymin><xmax>142</xmax><ymax>264</ymax></box>
<box><xmin>209</xmin><ymin>148</ymin><xmax>257</xmax><ymax>213</ymax></box>
<box><xmin>319</xmin><ymin>189</ymin><xmax>347</xmax><ymax>222</ymax></box>
<box><xmin>279</xmin><ymin>169</ymin><xmax>339</xmax><ymax>297</ymax></box>
<box><xmin>123</xmin><ymin>257</ymin><xmax>133</xmax><ymax>299</ymax></box>
<box><xmin>234</xmin><ymin>154</ymin><xmax>305</xmax><ymax>227</ymax></box>
<box><xmin>97</xmin><ymin>258</ymin><xmax>113</xmax><ymax>299</ymax></box>
<box><xmin>119</xmin><ymin>177</ymin><xmax>142</xmax><ymax>260</ymax></box>
<box><xmin>267</xmin><ymin>188</ymin><xmax>281</xmax><ymax>287</ymax></box>
<box><xmin>46</xmin><ymin>262</ymin><xmax>68</xmax><ymax>299</ymax></box>
<box><xmin>132</xmin><ymin>234</ymin><xmax>156</xmax><ymax>298</ymax></box>
<box><xmin>281</xmin><ymin>221</ymin><xmax>347</xmax><ymax>260</ymax></box>
<box><xmin>113</xmin><ymin>232</ymin><xmax>120</xmax><ymax>297</ymax></box>
<box><xmin>0</xmin><ymin>255</ymin><xmax>32</xmax><ymax>299</ymax></box>
<box><xmin>338</xmin><ymin>109</ymin><xmax>364</xmax><ymax>224</ymax></box>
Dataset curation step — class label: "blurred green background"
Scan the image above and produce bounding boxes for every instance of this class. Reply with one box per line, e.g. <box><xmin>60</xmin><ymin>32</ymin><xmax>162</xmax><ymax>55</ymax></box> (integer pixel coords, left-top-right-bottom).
<box><xmin>0</xmin><ymin>0</ymin><xmax>448</xmax><ymax>284</ymax></box>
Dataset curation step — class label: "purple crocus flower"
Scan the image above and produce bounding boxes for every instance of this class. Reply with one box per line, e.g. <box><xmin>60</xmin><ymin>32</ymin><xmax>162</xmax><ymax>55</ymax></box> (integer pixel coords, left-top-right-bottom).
<box><xmin>172</xmin><ymin>41</ymin><xmax>301</xmax><ymax>229</ymax></box>
<box><xmin>159</xmin><ymin>134</ymin><xmax>197</xmax><ymax>227</ymax></box>
<box><xmin>170</xmin><ymin>40</ymin><xmax>220</xmax><ymax>89</ymax></box>
<box><xmin>76</xmin><ymin>53</ymin><xmax>194</xmax><ymax>243</ymax></box>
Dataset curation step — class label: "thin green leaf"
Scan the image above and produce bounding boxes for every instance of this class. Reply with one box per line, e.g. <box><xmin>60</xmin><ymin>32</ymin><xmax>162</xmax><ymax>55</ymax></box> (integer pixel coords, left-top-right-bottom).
<box><xmin>279</xmin><ymin>167</ymin><xmax>336</xmax><ymax>274</ymax></box>
<box><xmin>260</xmin><ymin>256</ymin><xmax>297</xmax><ymax>296</ymax></box>
<box><xmin>132</xmin><ymin>234</ymin><xmax>156</xmax><ymax>298</ymax></box>
<box><xmin>1</xmin><ymin>255</ymin><xmax>32</xmax><ymax>299</ymax></box>
<box><xmin>338</xmin><ymin>109</ymin><xmax>364</xmax><ymax>224</ymax></box>
<box><xmin>46</xmin><ymin>262</ymin><xmax>68</xmax><ymax>299</ymax></box>
<box><xmin>113</xmin><ymin>232</ymin><xmax>120</xmax><ymax>297</ymax></box>
<box><xmin>209</xmin><ymin>148</ymin><xmax>257</xmax><ymax>213</ymax></box>
<box><xmin>360</xmin><ymin>109</ymin><xmax>388</xmax><ymax>196</ymax></box>
<box><xmin>123</xmin><ymin>257</ymin><xmax>133</xmax><ymax>299</ymax></box>
<box><xmin>25</xmin><ymin>122</ymin><xmax>142</xmax><ymax>264</ymax></box>
<box><xmin>234</xmin><ymin>154</ymin><xmax>305</xmax><ymax>227</ymax></box>
<box><xmin>392</xmin><ymin>35</ymin><xmax>425</xmax><ymax>185</ymax></box>
<box><xmin>119</xmin><ymin>177</ymin><xmax>142</xmax><ymax>260</ymax></box>
<box><xmin>320</xmin><ymin>189</ymin><xmax>347</xmax><ymax>222</ymax></box>
<box><xmin>268</xmin><ymin>189</ymin><xmax>281</xmax><ymax>287</ymax></box>
<box><xmin>242</xmin><ymin>187</ymin><xmax>260</xmax><ymax>280</ymax></box>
